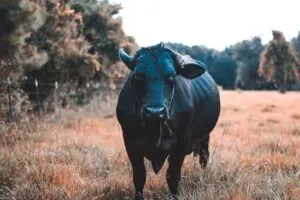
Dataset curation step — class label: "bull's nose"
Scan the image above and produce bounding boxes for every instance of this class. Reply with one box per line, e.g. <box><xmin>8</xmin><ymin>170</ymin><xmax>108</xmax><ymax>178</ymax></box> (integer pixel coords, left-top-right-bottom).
<box><xmin>144</xmin><ymin>106</ymin><xmax>166</xmax><ymax>120</ymax></box>
<box><xmin>146</xmin><ymin>106</ymin><xmax>164</xmax><ymax>113</ymax></box>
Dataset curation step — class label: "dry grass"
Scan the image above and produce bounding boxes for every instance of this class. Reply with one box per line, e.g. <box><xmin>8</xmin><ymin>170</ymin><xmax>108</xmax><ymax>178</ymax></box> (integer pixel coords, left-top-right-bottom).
<box><xmin>0</xmin><ymin>91</ymin><xmax>300</xmax><ymax>200</ymax></box>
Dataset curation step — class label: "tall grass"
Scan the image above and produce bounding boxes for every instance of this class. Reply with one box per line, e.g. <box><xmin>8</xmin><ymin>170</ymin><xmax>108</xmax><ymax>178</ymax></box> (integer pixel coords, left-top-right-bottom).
<box><xmin>0</xmin><ymin>91</ymin><xmax>299</xmax><ymax>199</ymax></box>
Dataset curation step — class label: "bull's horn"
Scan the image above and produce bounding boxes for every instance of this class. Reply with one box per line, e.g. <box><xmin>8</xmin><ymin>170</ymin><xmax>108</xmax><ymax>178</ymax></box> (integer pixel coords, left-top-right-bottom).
<box><xmin>119</xmin><ymin>48</ymin><xmax>134</xmax><ymax>70</ymax></box>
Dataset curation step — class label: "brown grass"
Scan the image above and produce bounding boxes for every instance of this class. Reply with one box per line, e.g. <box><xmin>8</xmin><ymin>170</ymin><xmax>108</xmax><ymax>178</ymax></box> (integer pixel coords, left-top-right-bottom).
<box><xmin>0</xmin><ymin>91</ymin><xmax>300</xmax><ymax>200</ymax></box>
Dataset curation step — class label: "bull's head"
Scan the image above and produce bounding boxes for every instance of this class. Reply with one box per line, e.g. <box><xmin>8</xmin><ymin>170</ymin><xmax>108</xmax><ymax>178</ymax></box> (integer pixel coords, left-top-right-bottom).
<box><xmin>119</xmin><ymin>42</ymin><xmax>207</xmax><ymax>123</ymax></box>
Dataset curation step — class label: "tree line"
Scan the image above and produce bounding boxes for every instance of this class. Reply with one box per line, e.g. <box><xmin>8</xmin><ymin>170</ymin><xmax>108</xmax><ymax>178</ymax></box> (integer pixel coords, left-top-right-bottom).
<box><xmin>167</xmin><ymin>31</ymin><xmax>300</xmax><ymax>91</ymax></box>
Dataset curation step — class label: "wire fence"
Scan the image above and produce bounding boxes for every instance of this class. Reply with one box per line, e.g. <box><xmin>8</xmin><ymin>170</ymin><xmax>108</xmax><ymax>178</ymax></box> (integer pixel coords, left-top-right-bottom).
<box><xmin>0</xmin><ymin>76</ymin><xmax>125</xmax><ymax>122</ymax></box>
<box><xmin>0</xmin><ymin>78</ymin><xmax>60</xmax><ymax>122</ymax></box>
<box><xmin>0</xmin><ymin>77</ymin><xmax>95</xmax><ymax>122</ymax></box>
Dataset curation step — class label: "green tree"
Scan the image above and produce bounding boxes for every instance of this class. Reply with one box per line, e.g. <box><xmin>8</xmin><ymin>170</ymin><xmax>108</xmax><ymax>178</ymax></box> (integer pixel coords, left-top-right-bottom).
<box><xmin>166</xmin><ymin>43</ymin><xmax>237</xmax><ymax>89</ymax></box>
<box><xmin>210</xmin><ymin>49</ymin><xmax>236</xmax><ymax>89</ymax></box>
<box><xmin>259</xmin><ymin>31</ymin><xmax>300</xmax><ymax>93</ymax></box>
<box><xmin>228</xmin><ymin>37</ymin><xmax>264</xmax><ymax>89</ymax></box>
<box><xmin>291</xmin><ymin>31</ymin><xmax>300</xmax><ymax>54</ymax></box>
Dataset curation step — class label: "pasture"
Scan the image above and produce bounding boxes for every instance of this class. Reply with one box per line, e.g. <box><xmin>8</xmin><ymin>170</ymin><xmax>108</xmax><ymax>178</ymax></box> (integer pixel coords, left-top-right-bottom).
<box><xmin>0</xmin><ymin>91</ymin><xmax>299</xmax><ymax>200</ymax></box>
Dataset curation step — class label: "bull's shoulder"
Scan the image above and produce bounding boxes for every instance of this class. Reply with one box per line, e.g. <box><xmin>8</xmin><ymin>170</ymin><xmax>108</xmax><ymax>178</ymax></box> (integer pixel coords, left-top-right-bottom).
<box><xmin>172</xmin><ymin>77</ymin><xmax>194</xmax><ymax>111</ymax></box>
<box><xmin>116</xmin><ymin>75</ymin><xmax>136</xmax><ymax>126</ymax></box>
<box><xmin>190</xmin><ymin>72</ymin><xmax>219</xmax><ymax>101</ymax></box>
<box><xmin>174</xmin><ymin>72</ymin><xmax>219</xmax><ymax>104</ymax></box>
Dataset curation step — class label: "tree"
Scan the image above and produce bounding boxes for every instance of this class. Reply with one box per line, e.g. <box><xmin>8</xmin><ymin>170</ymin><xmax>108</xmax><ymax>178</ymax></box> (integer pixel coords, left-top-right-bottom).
<box><xmin>166</xmin><ymin>43</ymin><xmax>236</xmax><ymax>89</ymax></box>
<box><xmin>259</xmin><ymin>31</ymin><xmax>300</xmax><ymax>93</ymax></box>
<box><xmin>23</xmin><ymin>0</ymin><xmax>137</xmax><ymax>109</ymax></box>
<box><xmin>227</xmin><ymin>37</ymin><xmax>264</xmax><ymax>89</ymax></box>
<box><xmin>0</xmin><ymin>0</ymin><xmax>137</xmax><ymax>121</ymax></box>
<box><xmin>210</xmin><ymin>50</ymin><xmax>236</xmax><ymax>89</ymax></box>
<box><xmin>291</xmin><ymin>31</ymin><xmax>300</xmax><ymax>54</ymax></box>
<box><xmin>0</xmin><ymin>0</ymin><xmax>45</xmax><ymax>120</ymax></box>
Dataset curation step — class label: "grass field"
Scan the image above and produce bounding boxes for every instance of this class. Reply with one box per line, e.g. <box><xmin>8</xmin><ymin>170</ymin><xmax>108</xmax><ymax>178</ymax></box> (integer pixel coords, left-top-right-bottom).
<box><xmin>0</xmin><ymin>91</ymin><xmax>299</xmax><ymax>200</ymax></box>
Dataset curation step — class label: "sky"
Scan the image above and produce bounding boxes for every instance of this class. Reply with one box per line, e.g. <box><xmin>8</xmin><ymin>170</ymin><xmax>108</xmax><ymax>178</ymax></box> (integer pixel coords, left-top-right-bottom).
<box><xmin>111</xmin><ymin>0</ymin><xmax>300</xmax><ymax>50</ymax></box>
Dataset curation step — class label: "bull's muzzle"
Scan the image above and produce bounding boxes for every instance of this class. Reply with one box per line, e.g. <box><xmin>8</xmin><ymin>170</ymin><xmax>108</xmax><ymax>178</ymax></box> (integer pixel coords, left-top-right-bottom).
<box><xmin>143</xmin><ymin>106</ymin><xmax>167</xmax><ymax>121</ymax></box>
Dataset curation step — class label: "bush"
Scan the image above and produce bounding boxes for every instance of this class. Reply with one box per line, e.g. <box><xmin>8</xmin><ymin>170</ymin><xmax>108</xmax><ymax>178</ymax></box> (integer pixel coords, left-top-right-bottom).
<box><xmin>0</xmin><ymin>0</ymin><xmax>137</xmax><ymax>121</ymax></box>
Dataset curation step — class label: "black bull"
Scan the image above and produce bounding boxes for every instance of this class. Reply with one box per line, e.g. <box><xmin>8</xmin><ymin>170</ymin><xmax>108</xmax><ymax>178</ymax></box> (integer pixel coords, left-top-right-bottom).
<box><xmin>116</xmin><ymin>43</ymin><xmax>220</xmax><ymax>199</ymax></box>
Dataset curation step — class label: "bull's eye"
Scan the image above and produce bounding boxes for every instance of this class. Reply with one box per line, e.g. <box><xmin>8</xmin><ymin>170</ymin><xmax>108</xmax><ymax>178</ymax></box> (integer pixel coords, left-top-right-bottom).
<box><xmin>133</xmin><ymin>74</ymin><xmax>147</xmax><ymax>95</ymax></box>
<box><xmin>166</xmin><ymin>74</ymin><xmax>176</xmax><ymax>84</ymax></box>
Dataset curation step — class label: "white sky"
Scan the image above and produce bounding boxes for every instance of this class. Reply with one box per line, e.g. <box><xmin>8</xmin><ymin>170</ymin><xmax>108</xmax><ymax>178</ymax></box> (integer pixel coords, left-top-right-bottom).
<box><xmin>111</xmin><ymin>0</ymin><xmax>300</xmax><ymax>50</ymax></box>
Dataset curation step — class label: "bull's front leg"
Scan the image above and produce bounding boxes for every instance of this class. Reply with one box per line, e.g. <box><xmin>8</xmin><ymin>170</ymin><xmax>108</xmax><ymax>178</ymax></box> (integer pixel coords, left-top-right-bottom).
<box><xmin>166</xmin><ymin>149</ymin><xmax>185</xmax><ymax>199</ymax></box>
<box><xmin>124</xmin><ymin>138</ymin><xmax>146</xmax><ymax>200</ymax></box>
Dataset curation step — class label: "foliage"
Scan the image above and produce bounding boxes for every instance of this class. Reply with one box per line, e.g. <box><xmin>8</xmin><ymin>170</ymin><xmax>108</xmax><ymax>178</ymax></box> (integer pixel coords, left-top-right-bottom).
<box><xmin>209</xmin><ymin>49</ymin><xmax>237</xmax><ymax>89</ymax></box>
<box><xmin>228</xmin><ymin>37</ymin><xmax>264</xmax><ymax>89</ymax></box>
<box><xmin>168</xmin><ymin>33</ymin><xmax>300</xmax><ymax>91</ymax></box>
<box><xmin>166</xmin><ymin>43</ymin><xmax>237</xmax><ymax>89</ymax></box>
<box><xmin>0</xmin><ymin>0</ymin><xmax>136</xmax><ymax>121</ymax></box>
<box><xmin>259</xmin><ymin>31</ymin><xmax>300</xmax><ymax>93</ymax></box>
<box><xmin>291</xmin><ymin>31</ymin><xmax>300</xmax><ymax>56</ymax></box>
<box><xmin>168</xmin><ymin>37</ymin><xmax>265</xmax><ymax>90</ymax></box>
<box><xmin>0</xmin><ymin>0</ymin><xmax>45</xmax><ymax>121</ymax></box>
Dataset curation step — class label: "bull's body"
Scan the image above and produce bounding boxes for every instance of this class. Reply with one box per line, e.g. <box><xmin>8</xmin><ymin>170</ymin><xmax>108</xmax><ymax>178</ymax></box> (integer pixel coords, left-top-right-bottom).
<box><xmin>117</xmin><ymin>71</ymin><xmax>220</xmax><ymax>158</ymax></box>
<box><xmin>116</xmin><ymin>43</ymin><xmax>220</xmax><ymax>199</ymax></box>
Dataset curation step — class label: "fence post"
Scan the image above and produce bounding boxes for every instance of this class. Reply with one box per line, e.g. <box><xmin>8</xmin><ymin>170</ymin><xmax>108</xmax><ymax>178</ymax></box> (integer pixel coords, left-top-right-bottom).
<box><xmin>54</xmin><ymin>81</ymin><xmax>59</xmax><ymax>114</ymax></box>
<box><xmin>35</xmin><ymin>79</ymin><xmax>42</xmax><ymax>114</ymax></box>
<box><xmin>7</xmin><ymin>77</ymin><xmax>12</xmax><ymax>121</ymax></box>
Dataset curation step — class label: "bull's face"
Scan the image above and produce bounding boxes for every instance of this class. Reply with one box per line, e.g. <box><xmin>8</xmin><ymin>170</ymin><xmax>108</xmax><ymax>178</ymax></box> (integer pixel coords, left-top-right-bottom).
<box><xmin>131</xmin><ymin>48</ymin><xmax>176</xmax><ymax>122</ymax></box>
<box><xmin>119</xmin><ymin>43</ymin><xmax>207</xmax><ymax>123</ymax></box>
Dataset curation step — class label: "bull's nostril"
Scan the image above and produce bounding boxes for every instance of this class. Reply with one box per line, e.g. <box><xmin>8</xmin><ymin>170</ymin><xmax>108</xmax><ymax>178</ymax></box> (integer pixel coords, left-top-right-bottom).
<box><xmin>144</xmin><ymin>106</ymin><xmax>166</xmax><ymax>120</ymax></box>
<box><xmin>146</xmin><ymin>106</ymin><xmax>164</xmax><ymax>114</ymax></box>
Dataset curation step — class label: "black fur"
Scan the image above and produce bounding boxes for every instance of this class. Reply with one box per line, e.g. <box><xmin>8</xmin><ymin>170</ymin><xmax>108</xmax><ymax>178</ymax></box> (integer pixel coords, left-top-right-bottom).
<box><xmin>117</xmin><ymin>43</ymin><xmax>220</xmax><ymax>199</ymax></box>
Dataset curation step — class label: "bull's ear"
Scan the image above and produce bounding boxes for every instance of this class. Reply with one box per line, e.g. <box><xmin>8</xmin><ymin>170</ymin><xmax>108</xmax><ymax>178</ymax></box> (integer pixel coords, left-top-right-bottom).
<box><xmin>176</xmin><ymin>55</ymin><xmax>207</xmax><ymax>79</ymax></box>
<box><xmin>119</xmin><ymin>48</ymin><xmax>134</xmax><ymax>70</ymax></box>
